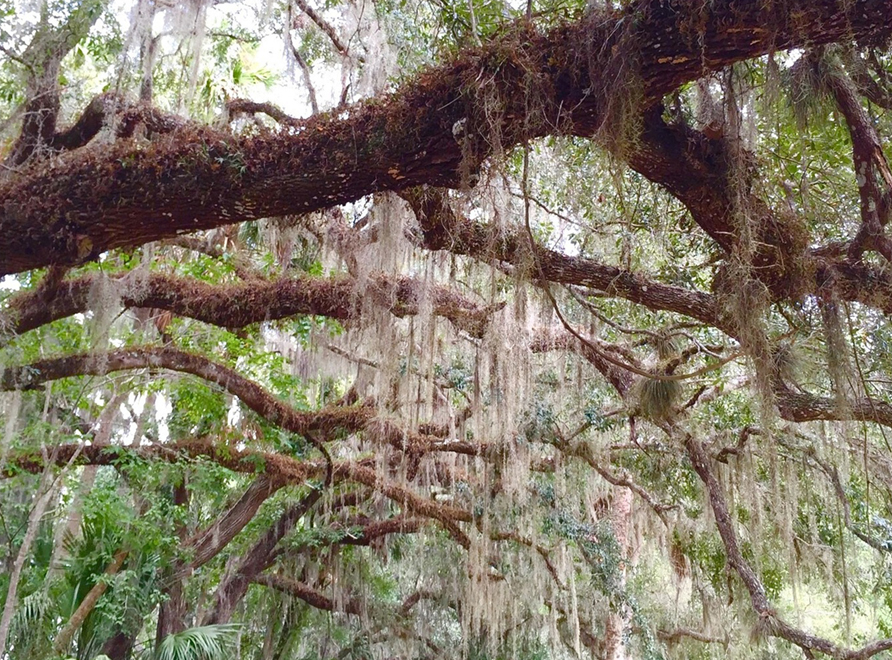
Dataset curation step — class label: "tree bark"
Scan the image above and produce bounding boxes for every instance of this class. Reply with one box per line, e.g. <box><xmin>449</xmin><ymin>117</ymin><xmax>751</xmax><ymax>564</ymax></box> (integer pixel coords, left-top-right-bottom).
<box><xmin>204</xmin><ymin>489</ymin><xmax>323</xmax><ymax>624</ymax></box>
<box><xmin>154</xmin><ymin>481</ymin><xmax>190</xmax><ymax>645</ymax></box>
<box><xmin>52</xmin><ymin>550</ymin><xmax>128</xmax><ymax>655</ymax></box>
<box><xmin>1</xmin><ymin>0</ymin><xmax>890</xmax><ymax>275</ymax></box>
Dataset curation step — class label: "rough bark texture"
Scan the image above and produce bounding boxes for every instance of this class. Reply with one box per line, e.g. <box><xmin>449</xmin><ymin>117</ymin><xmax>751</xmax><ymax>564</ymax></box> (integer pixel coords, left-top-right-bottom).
<box><xmin>1</xmin><ymin>0</ymin><xmax>891</xmax><ymax>274</ymax></box>
<box><xmin>3</xmin><ymin>271</ymin><xmax>496</xmax><ymax>339</ymax></box>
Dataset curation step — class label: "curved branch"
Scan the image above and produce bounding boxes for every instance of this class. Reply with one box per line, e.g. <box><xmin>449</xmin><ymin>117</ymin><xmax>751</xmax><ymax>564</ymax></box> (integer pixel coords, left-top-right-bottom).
<box><xmin>820</xmin><ymin>53</ymin><xmax>892</xmax><ymax>261</ymax></box>
<box><xmin>402</xmin><ymin>187</ymin><xmax>725</xmax><ymax>331</ymax></box>
<box><xmin>254</xmin><ymin>573</ymin><xmax>362</xmax><ymax>615</ymax></box>
<box><xmin>685</xmin><ymin>435</ymin><xmax>892</xmax><ymax>659</ymax></box>
<box><xmin>291</xmin><ymin>0</ymin><xmax>356</xmax><ymax>60</ymax></box>
<box><xmin>0</xmin><ymin>346</ymin><xmax>357</xmax><ymax>440</ymax></box>
<box><xmin>50</xmin><ymin>92</ymin><xmax>190</xmax><ymax>151</ymax></box>
<box><xmin>225</xmin><ymin>99</ymin><xmax>298</xmax><ymax>126</ymax></box>
<box><xmin>3</xmin><ymin>0</ymin><xmax>890</xmax><ymax>273</ymax></box>
<box><xmin>3</xmin><ymin>271</ymin><xmax>496</xmax><ymax>339</ymax></box>
<box><xmin>0</xmin><ymin>346</ymin><xmax>494</xmax><ymax>468</ymax></box>
<box><xmin>6</xmin><ymin>0</ymin><xmax>109</xmax><ymax>165</ymax></box>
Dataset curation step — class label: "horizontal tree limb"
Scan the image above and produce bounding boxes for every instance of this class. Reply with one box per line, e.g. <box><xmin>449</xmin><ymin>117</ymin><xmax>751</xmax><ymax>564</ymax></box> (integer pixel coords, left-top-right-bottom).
<box><xmin>254</xmin><ymin>573</ymin><xmax>362</xmax><ymax>615</ymax></box>
<box><xmin>401</xmin><ymin>187</ymin><xmax>727</xmax><ymax>331</ymax></box>
<box><xmin>3</xmin><ymin>270</ymin><xmax>496</xmax><ymax>339</ymax></box>
<box><xmin>2</xmin><ymin>0</ymin><xmax>889</xmax><ymax>274</ymax></box>
<box><xmin>2</xmin><ymin>438</ymin><xmax>472</xmax><ymax>539</ymax></box>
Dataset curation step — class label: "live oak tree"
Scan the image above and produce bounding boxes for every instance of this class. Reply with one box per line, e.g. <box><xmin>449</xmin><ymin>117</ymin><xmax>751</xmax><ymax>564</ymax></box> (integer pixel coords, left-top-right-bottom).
<box><xmin>3</xmin><ymin>0</ymin><xmax>892</xmax><ymax>658</ymax></box>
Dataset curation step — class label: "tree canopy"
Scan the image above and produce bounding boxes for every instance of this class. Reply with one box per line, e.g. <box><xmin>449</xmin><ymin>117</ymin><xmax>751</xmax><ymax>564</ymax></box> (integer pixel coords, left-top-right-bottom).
<box><xmin>3</xmin><ymin>0</ymin><xmax>892</xmax><ymax>658</ymax></box>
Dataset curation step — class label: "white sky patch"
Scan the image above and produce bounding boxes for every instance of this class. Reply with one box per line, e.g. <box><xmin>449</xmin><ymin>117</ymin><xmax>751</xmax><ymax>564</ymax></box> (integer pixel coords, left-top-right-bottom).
<box><xmin>250</xmin><ymin>37</ymin><xmax>343</xmax><ymax>117</ymax></box>
<box><xmin>155</xmin><ymin>392</ymin><xmax>172</xmax><ymax>443</ymax></box>
<box><xmin>0</xmin><ymin>276</ymin><xmax>21</xmax><ymax>292</ymax></box>
<box><xmin>130</xmin><ymin>391</ymin><xmax>147</xmax><ymax>417</ymax></box>
<box><xmin>122</xmin><ymin>391</ymin><xmax>147</xmax><ymax>445</ymax></box>
<box><xmin>227</xmin><ymin>397</ymin><xmax>242</xmax><ymax>427</ymax></box>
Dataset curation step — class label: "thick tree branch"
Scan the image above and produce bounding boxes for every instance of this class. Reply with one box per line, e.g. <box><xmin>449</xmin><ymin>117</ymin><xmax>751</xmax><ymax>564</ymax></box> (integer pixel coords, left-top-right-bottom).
<box><xmin>1</xmin><ymin>439</ymin><xmax>311</xmax><ymax>481</ymax></box>
<box><xmin>0</xmin><ymin>346</ymin><xmax>357</xmax><ymax>444</ymax></box>
<box><xmin>184</xmin><ymin>475</ymin><xmax>288</xmax><ymax>572</ymax></box>
<box><xmin>3</xmin><ymin>271</ymin><xmax>496</xmax><ymax>339</ymax></box>
<box><xmin>776</xmin><ymin>386</ymin><xmax>892</xmax><ymax>430</ymax></box>
<box><xmin>820</xmin><ymin>53</ymin><xmax>892</xmax><ymax>261</ymax></box>
<box><xmin>402</xmin><ymin>187</ymin><xmax>726</xmax><ymax>331</ymax></box>
<box><xmin>6</xmin><ymin>0</ymin><xmax>108</xmax><ymax>165</ymax></box>
<box><xmin>0</xmin><ymin>346</ymin><xmax>494</xmax><ymax>466</ymax></box>
<box><xmin>1</xmin><ymin>440</ymin><xmax>472</xmax><ymax>533</ymax></box>
<box><xmin>205</xmin><ymin>488</ymin><xmax>324</xmax><ymax>624</ymax></box>
<box><xmin>2</xmin><ymin>0</ymin><xmax>890</xmax><ymax>274</ymax></box>
<box><xmin>254</xmin><ymin>573</ymin><xmax>362</xmax><ymax>615</ymax></box>
<box><xmin>657</xmin><ymin>628</ymin><xmax>728</xmax><ymax>646</ymax></box>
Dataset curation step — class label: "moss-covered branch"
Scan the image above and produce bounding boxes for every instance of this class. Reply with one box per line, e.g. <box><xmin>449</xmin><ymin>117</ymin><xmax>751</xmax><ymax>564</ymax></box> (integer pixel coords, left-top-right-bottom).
<box><xmin>2</xmin><ymin>0</ymin><xmax>889</xmax><ymax>274</ymax></box>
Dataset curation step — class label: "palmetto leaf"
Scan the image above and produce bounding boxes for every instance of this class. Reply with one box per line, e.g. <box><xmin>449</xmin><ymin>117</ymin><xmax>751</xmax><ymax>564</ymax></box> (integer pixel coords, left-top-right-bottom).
<box><xmin>151</xmin><ymin>624</ymin><xmax>241</xmax><ymax>660</ymax></box>
<box><xmin>9</xmin><ymin>590</ymin><xmax>52</xmax><ymax>638</ymax></box>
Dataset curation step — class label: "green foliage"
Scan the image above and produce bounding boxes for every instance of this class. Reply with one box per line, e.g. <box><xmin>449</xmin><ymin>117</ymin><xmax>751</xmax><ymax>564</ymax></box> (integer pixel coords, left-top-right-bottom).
<box><xmin>152</xmin><ymin>624</ymin><xmax>242</xmax><ymax>660</ymax></box>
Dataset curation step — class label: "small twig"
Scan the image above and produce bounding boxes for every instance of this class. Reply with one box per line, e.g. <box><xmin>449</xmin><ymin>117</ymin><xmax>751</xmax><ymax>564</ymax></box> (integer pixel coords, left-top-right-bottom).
<box><xmin>714</xmin><ymin>426</ymin><xmax>760</xmax><ymax>463</ymax></box>
<box><xmin>286</xmin><ymin>2</ymin><xmax>320</xmax><ymax>115</ymax></box>
<box><xmin>292</xmin><ymin>0</ymin><xmax>363</xmax><ymax>62</ymax></box>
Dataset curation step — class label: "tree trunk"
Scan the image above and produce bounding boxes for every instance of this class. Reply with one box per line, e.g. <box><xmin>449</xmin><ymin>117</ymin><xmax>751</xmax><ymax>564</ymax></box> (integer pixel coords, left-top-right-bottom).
<box><xmin>0</xmin><ymin>470</ymin><xmax>58</xmax><ymax>654</ymax></box>
<box><xmin>52</xmin><ymin>550</ymin><xmax>128</xmax><ymax>655</ymax></box>
<box><xmin>204</xmin><ymin>489</ymin><xmax>322</xmax><ymax>624</ymax></box>
<box><xmin>603</xmin><ymin>487</ymin><xmax>633</xmax><ymax>660</ymax></box>
<box><xmin>154</xmin><ymin>481</ymin><xmax>190</xmax><ymax>644</ymax></box>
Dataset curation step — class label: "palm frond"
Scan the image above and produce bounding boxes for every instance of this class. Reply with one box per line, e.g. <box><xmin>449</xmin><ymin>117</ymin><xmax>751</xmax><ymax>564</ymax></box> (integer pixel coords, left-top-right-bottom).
<box><xmin>152</xmin><ymin>624</ymin><xmax>241</xmax><ymax>660</ymax></box>
<box><xmin>9</xmin><ymin>590</ymin><xmax>52</xmax><ymax>638</ymax></box>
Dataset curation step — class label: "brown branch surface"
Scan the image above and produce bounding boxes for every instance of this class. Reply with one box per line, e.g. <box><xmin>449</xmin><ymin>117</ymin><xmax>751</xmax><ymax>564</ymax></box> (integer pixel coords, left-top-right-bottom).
<box><xmin>184</xmin><ymin>475</ymin><xmax>288</xmax><ymax>572</ymax></box>
<box><xmin>403</xmin><ymin>187</ymin><xmax>726</xmax><ymax>331</ymax></box>
<box><xmin>4</xmin><ymin>271</ymin><xmax>496</xmax><ymax>338</ymax></box>
<box><xmin>2</xmin><ymin>0</ymin><xmax>890</xmax><ymax>274</ymax></box>
<box><xmin>254</xmin><ymin>573</ymin><xmax>362</xmax><ymax>615</ymax></box>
